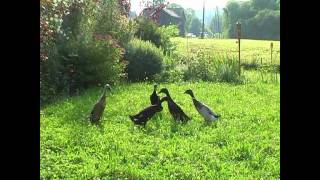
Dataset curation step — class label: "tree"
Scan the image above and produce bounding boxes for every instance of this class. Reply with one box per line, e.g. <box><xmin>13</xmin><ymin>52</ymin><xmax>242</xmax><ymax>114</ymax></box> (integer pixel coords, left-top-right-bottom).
<box><xmin>222</xmin><ymin>0</ymin><xmax>279</xmax><ymax>40</ymax></box>
<box><xmin>251</xmin><ymin>0</ymin><xmax>278</xmax><ymax>10</ymax></box>
<box><xmin>168</xmin><ymin>3</ymin><xmax>183</xmax><ymax>9</ymax></box>
<box><xmin>250</xmin><ymin>10</ymin><xmax>280</xmax><ymax>40</ymax></box>
<box><xmin>189</xmin><ymin>17</ymin><xmax>201</xmax><ymax>36</ymax></box>
<box><xmin>150</xmin><ymin>0</ymin><xmax>166</xmax><ymax>6</ymax></box>
<box><xmin>223</xmin><ymin>1</ymin><xmax>240</xmax><ymax>38</ymax></box>
<box><xmin>185</xmin><ymin>8</ymin><xmax>196</xmax><ymax>33</ymax></box>
<box><xmin>210</xmin><ymin>6</ymin><xmax>222</xmax><ymax>34</ymax></box>
<box><xmin>140</xmin><ymin>0</ymin><xmax>168</xmax><ymax>23</ymax></box>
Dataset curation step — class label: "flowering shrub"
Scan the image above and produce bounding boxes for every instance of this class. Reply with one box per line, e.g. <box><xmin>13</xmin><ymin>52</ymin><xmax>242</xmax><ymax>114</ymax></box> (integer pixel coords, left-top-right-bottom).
<box><xmin>40</xmin><ymin>0</ymin><xmax>133</xmax><ymax>105</ymax></box>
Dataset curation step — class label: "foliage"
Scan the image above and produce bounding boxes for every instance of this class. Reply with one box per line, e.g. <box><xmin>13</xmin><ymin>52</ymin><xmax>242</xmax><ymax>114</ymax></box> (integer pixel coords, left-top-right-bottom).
<box><xmin>124</xmin><ymin>38</ymin><xmax>164</xmax><ymax>82</ymax></box>
<box><xmin>167</xmin><ymin>2</ymin><xmax>183</xmax><ymax>8</ymax></box>
<box><xmin>40</xmin><ymin>0</ymin><xmax>134</xmax><ymax>105</ymax></box>
<box><xmin>251</xmin><ymin>0</ymin><xmax>279</xmax><ymax>10</ymax></box>
<box><xmin>134</xmin><ymin>16</ymin><xmax>178</xmax><ymax>55</ymax></box>
<box><xmin>40</xmin><ymin>0</ymin><xmax>86</xmax><ymax>104</ymax></box>
<box><xmin>184</xmin><ymin>8</ymin><xmax>196</xmax><ymax>33</ymax></box>
<box><xmin>209</xmin><ymin>7</ymin><xmax>223</xmax><ymax>34</ymax></box>
<box><xmin>135</xmin><ymin>16</ymin><xmax>161</xmax><ymax>46</ymax></box>
<box><xmin>155</xmin><ymin>38</ymin><xmax>280</xmax><ymax>84</ymax></box>
<box><xmin>154</xmin><ymin>51</ymin><xmax>243</xmax><ymax>83</ymax></box>
<box><xmin>94</xmin><ymin>0</ymin><xmax>135</xmax><ymax>45</ymax></box>
<box><xmin>141</xmin><ymin>0</ymin><xmax>167</xmax><ymax>7</ymax></box>
<box><xmin>40</xmin><ymin>82</ymin><xmax>280</xmax><ymax>179</ymax></box>
<box><xmin>189</xmin><ymin>17</ymin><xmax>202</xmax><ymax>36</ymax></box>
<box><xmin>139</xmin><ymin>0</ymin><xmax>168</xmax><ymax>23</ymax></box>
<box><xmin>183</xmin><ymin>51</ymin><xmax>243</xmax><ymax>83</ymax></box>
<box><xmin>223</xmin><ymin>0</ymin><xmax>280</xmax><ymax>40</ymax></box>
<box><xmin>243</xmin><ymin>10</ymin><xmax>280</xmax><ymax>40</ymax></box>
<box><xmin>157</xmin><ymin>25</ymin><xmax>179</xmax><ymax>55</ymax></box>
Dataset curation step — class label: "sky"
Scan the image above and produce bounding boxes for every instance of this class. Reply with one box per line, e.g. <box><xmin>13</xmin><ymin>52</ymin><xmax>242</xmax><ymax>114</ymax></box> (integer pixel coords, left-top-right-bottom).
<box><xmin>130</xmin><ymin>0</ymin><xmax>244</xmax><ymax>14</ymax></box>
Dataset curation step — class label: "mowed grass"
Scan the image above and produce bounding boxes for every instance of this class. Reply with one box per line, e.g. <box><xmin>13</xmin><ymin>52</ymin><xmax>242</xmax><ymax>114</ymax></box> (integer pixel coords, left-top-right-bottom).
<box><xmin>172</xmin><ymin>37</ymin><xmax>280</xmax><ymax>65</ymax></box>
<box><xmin>40</xmin><ymin>81</ymin><xmax>280</xmax><ymax>179</ymax></box>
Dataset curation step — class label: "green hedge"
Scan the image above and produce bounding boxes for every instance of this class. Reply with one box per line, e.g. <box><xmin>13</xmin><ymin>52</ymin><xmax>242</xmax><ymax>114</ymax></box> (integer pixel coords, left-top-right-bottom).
<box><xmin>124</xmin><ymin>38</ymin><xmax>164</xmax><ymax>82</ymax></box>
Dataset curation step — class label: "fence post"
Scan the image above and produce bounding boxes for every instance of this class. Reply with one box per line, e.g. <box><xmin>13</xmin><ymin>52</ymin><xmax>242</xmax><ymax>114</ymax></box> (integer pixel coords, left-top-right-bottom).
<box><xmin>236</xmin><ymin>22</ymin><xmax>241</xmax><ymax>76</ymax></box>
<box><xmin>270</xmin><ymin>42</ymin><xmax>273</xmax><ymax>64</ymax></box>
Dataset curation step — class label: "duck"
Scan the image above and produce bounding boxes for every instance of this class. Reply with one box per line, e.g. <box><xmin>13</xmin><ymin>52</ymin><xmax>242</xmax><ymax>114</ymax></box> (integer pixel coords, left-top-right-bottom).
<box><xmin>159</xmin><ymin>88</ymin><xmax>190</xmax><ymax>122</ymax></box>
<box><xmin>150</xmin><ymin>83</ymin><xmax>160</xmax><ymax>105</ymax></box>
<box><xmin>184</xmin><ymin>89</ymin><xmax>220</xmax><ymax>123</ymax></box>
<box><xmin>129</xmin><ymin>96</ymin><xmax>169</xmax><ymax>126</ymax></box>
<box><xmin>90</xmin><ymin>84</ymin><xmax>111</xmax><ymax>123</ymax></box>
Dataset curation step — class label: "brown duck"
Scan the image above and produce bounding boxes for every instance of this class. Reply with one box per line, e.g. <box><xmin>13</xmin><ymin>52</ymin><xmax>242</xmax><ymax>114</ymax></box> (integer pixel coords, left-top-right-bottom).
<box><xmin>89</xmin><ymin>84</ymin><xmax>111</xmax><ymax>123</ymax></box>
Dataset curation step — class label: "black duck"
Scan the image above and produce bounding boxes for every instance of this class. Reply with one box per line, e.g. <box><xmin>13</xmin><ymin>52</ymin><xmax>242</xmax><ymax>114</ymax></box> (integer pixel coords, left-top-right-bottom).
<box><xmin>159</xmin><ymin>88</ymin><xmax>190</xmax><ymax>122</ymax></box>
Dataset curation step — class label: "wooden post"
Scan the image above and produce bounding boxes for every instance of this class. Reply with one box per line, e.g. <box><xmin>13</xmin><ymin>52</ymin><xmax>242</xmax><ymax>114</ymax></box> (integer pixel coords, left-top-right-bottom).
<box><xmin>236</xmin><ymin>22</ymin><xmax>241</xmax><ymax>76</ymax></box>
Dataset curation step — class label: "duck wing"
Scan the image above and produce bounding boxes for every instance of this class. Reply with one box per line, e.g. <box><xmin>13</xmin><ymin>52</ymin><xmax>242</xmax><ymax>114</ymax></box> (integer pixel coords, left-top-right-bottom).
<box><xmin>168</xmin><ymin>101</ymin><xmax>190</xmax><ymax>121</ymax></box>
<box><xmin>200</xmin><ymin>102</ymin><xmax>220</xmax><ymax>118</ymax></box>
<box><xmin>90</xmin><ymin>101</ymin><xmax>105</xmax><ymax>122</ymax></box>
<box><xmin>130</xmin><ymin>105</ymin><xmax>161</xmax><ymax>124</ymax></box>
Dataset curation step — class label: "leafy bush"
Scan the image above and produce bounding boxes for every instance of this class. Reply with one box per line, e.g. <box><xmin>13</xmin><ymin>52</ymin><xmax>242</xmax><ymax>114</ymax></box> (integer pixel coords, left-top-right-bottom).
<box><xmin>154</xmin><ymin>66</ymin><xmax>185</xmax><ymax>83</ymax></box>
<box><xmin>213</xmin><ymin>58</ymin><xmax>243</xmax><ymax>83</ymax></box>
<box><xmin>134</xmin><ymin>16</ymin><xmax>178</xmax><ymax>55</ymax></box>
<box><xmin>58</xmin><ymin>38</ymin><xmax>126</xmax><ymax>89</ymax></box>
<box><xmin>157</xmin><ymin>51</ymin><xmax>244</xmax><ymax>83</ymax></box>
<box><xmin>158</xmin><ymin>25</ymin><xmax>179</xmax><ymax>56</ymax></box>
<box><xmin>135</xmin><ymin>16</ymin><xmax>161</xmax><ymax>46</ymax></box>
<box><xmin>124</xmin><ymin>38</ymin><xmax>164</xmax><ymax>82</ymax></box>
<box><xmin>242</xmin><ymin>58</ymin><xmax>260</xmax><ymax>70</ymax></box>
<box><xmin>186</xmin><ymin>52</ymin><xmax>243</xmax><ymax>83</ymax></box>
<box><xmin>184</xmin><ymin>56</ymin><xmax>214</xmax><ymax>81</ymax></box>
<box><xmin>40</xmin><ymin>0</ymin><xmax>133</xmax><ymax>105</ymax></box>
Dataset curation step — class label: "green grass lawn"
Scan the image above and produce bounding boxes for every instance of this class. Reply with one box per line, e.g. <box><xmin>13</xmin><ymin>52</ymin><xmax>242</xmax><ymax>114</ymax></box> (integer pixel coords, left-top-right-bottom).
<box><xmin>40</xmin><ymin>81</ymin><xmax>280</xmax><ymax>179</ymax></box>
<box><xmin>172</xmin><ymin>37</ymin><xmax>280</xmax><ymax>65</ymax></box>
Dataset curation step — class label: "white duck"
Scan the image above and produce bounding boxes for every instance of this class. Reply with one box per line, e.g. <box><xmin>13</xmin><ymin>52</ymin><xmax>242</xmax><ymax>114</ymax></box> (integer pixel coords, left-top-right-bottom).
<box><xmin>184</xmin><ymin>89</ymin><xmax>220</xmax><ymax>123</ymax></box>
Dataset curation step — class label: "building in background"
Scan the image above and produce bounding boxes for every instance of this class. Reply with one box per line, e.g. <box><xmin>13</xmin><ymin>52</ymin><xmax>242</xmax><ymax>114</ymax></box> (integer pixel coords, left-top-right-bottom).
<box><xmin>141</xmin><ymin>7</ymin><xmax>186</xmax><ymax>36</ymax></box>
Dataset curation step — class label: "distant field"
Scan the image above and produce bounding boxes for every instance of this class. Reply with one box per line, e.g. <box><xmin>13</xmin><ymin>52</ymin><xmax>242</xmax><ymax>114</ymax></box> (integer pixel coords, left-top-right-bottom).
<box><xmin>172</xmin><ymin>37</ymin><xmax>280</xmax><ymax>65</ymax></box>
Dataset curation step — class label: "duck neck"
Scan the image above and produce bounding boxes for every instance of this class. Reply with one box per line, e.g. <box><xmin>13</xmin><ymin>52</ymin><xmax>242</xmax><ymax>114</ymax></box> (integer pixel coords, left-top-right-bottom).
<box><xmin>189</xmin><ymin>92</ymin><xmax>195</xmax><ymax>99</ymax></box>
<box><xmin>159</xmin><ymin>99</ymin><xmax>166</xmax><ymax>105</ymax></box>
<box><xmin>101</xmin><ymin>87</ymin><xmax>108</xmax><ymax>97</ymax></box>
<box><xmin>164</xmin><ymin>91</ymin><xmax>170</xmax><ymax>97</ymax></box>
<box><xmin>166</xmin><ymin>93</ymin><xmax>173</xmax><ymax>100</ymax></box>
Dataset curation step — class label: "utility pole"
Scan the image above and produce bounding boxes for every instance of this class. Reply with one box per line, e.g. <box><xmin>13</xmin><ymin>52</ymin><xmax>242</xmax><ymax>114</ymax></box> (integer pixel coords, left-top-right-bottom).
<box><xmin>201</xmin><ymin>0</ymin><xmax>205</xmax><ymax>39</ymax></box>
<box><xmin>214</xmin><ymin>7</ymin><xmax>217</xmax><ymax>34</ymax></box>
<box><xmin>236</xmin><ymin>21</ymin><xmax>241</xmax><ymax>76</ymax></box>
<box><xmin>216</xmin><ymin>6</ymin><xmax>220</xmax><ymax>35</ymax></box>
